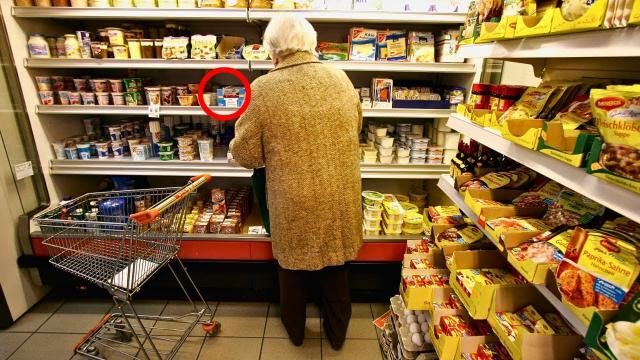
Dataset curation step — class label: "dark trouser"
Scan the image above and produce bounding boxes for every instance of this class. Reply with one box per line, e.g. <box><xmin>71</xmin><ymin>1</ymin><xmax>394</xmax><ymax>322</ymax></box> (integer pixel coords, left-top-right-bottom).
<box><xmin>278</xmin><ymin>264</ymin><xmax>352</xmax><ymax>349</ymax></box>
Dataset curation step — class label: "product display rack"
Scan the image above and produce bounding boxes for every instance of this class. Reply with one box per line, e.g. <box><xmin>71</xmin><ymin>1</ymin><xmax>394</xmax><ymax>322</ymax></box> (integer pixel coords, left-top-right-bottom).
<box><xmin>436</xmin><ymin>174</ymin><xmax>589</xmax><ymax>337</ymax></box>
<box><xmin>447</xmin><ymin>113</ymin><xmax>640</xmax><ymax>224</ymax></box>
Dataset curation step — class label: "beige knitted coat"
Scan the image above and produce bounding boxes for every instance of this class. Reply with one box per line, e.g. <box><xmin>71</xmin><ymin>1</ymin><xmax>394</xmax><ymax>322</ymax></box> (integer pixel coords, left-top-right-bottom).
<box><xmin>230</xmin><ymin>51</ymin><xmax>363</xmax><ymax>271</ymax></box>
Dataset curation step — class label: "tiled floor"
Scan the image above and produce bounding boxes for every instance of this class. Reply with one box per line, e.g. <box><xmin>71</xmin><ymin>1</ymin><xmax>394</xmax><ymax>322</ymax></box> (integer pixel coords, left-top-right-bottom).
<box><xmin>1</xmin><ymin>298</ymin><xmax>386</xmax><ymax>360</ymax></box>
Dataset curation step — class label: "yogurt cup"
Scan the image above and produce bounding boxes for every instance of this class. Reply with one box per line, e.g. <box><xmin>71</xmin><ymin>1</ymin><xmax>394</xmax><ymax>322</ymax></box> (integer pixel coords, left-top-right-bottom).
<box><xmin>112</xmin><ymin>44</ymin><xmax>129</xmax><ymax>59</ymax></box>
<box><xmin>363</xmin><ymin>215</ymin><xmax>381</xmax><ymax>228</ymax></box>
<box><xmin>131</xmin><ymin>144</ymin><xmax>146</xmax><ymax>160</ymax></box>
<box><xmin>35</xmin><ymin>76</ymin><xmax>52</xmax><ymax>91</ymax></box>
<box><xmin>134</xmin><ymin>0</ymin><xmax>156</xmax><ymax>6</ymax></box>
<box><xmin>159</xmin><ymin>151</ymin><xmax>174</xmax><ymax>161</ymax></box>
<box><xmin>178</xmin><ymin>95</ymin><xmax>194</xmax><ymax>106</ymax></box>
<box><xmin>38</xmin><ymin>91</ymin><xmax>54</xmax><ymax>105</ymax></box>
<box><xmin>377</xmin><ymin>145</ymin><xmax>393</xmax><ymax>157</ymax></box>
<box><xmin>377</xmin><ymin>137</ymin><xmax>394</xmax><ymax>148</ymax></box>
<box><xmin>81</xmin><ymin>92</ymin><xmax>96</xmax><ymax>105</ymax></box>
<box><xmin>109</xmin><ymin>79</ymin><xmax>124</xmax><ymax>92</ymax></box>
<box><xmin>158</xmin><ymin>142</ymin><xmax>173</xmax><ymax>152</ymax></box>
<box><xmin>111</xmin><ymin>140</ymin><xmax>124</xmax><ymax>158</ymax></box>
<box><xmin>362</xmin><ymin>190</ymin><xmax>384</xmax><ymax>207</ymax></box>
<box><xmin>96</xmin><ymin>142</ymin><xmax>109</xmax><ymax>159</ymax></box>
<box><xmin>96</xmin><ymin>92</ymin><xmax>110</xmax><ymax>105</ymax></box>
<box><xmin>73</xmin><ymin>78</ymin><xmax>88</xmax><ymax>92</ymax></box>
<box><xmin>396</xmin><ymin>156</ymin><xmax>410</xmax><ymax>164</ymax></box>
<box><xmin>57</xmin><ymin>91</ymin><xmax>70</xmax><ymax>105</ymax></box>
<box><xmin>111</xmin><ymin>92</ymin><xmax>125</xmax><ymax>105</ymax></box>
<box><xmin>52</xmin><ymin>141</ymin><xmax>66</xmax><ymax>160</ymax></box>
<box><xmin>145</xmin><ymin>87</ymin><xmax>161</xmax><ymax>105</ymax></box>
<box><xmin>64</xmin><ymin>146</ymin><xmax>78</xmax><ymax>160</ymax></box>
<box><xmin>106</xmin><ymin>27</ymin><xmax>125</xmax><ymax>45</ymax></box>
<box><xmin>108</xmin><ymin>125</ymin><xmax>122</xmax><ymax>141</ymax></box>
<box><xmin>160</xmin><ymin>86</ymin><xmax>174</xmax><ymax>105</ymax></box>
<box><xmin>51</xmin><ymin>76</ymin><xmax>65</xmax><ymax>91</ymax></box>
<box><xmin>90</xmin><ymin>79</ymin><xmax>108</xmax><ymax>93</ymax></box>
<box><xmin>396</xmin><ymin>147</ymin><xmax>410</xmax><ymax>158</ymax></box>
<box><xmin>175</xmin><ymin>85</ymin><xmax>188</xmax><ymax>96</ymax></box>
<box><xmin>68</xmin><ymin>92</ymin><xmax>81</xmax><ymax>105</ymax></box>
<box><xmin>379</xmin><ymin>154</ymin><xmax>393</xmax><ymax>164</ymax></box>
<box><xmin>77</xmin><ymin>143</ymin><xmax>91</xmax><ymax>160</ymax></box>
<box><xmin>374</xmin><ymin>127</ymin><xmax>387</xmax><ymax>137</ymax></box>
<box><xmin>197</xmin><ymin>138</ymin><xmax>214</xmax><ymax>161</ymax></box>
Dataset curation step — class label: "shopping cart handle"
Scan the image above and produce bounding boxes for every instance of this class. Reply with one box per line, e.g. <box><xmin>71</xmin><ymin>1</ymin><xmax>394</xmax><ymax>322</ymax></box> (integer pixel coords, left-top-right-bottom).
<box><xmin>190</xmin><ymin>174</ymin><xmax>212</xmax><ymax>183</ymax></box>
<box><xmin>130</xmin><ymin>209</ymin><xmax>160</xmax><ymax>225</ymax></box>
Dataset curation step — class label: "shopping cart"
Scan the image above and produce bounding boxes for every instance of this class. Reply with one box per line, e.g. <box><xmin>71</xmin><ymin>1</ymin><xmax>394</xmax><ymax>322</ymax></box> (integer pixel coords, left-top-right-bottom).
<box><xmin>34</xmin><ymin>175</ymin><xmax>220</xmax><ymax>360</ymax></box>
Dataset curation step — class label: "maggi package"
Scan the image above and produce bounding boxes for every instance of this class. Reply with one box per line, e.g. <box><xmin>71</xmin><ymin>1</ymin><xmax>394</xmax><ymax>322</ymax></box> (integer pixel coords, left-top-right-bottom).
<box><xmin>590</xmin><ymin>88</ymin><xmax>640</xmax><ymax>181</ymax></box>
<box><xmin>499</xmin><ymin>84</ymin><xmax>558</xmax><ymax>123</ymax></box>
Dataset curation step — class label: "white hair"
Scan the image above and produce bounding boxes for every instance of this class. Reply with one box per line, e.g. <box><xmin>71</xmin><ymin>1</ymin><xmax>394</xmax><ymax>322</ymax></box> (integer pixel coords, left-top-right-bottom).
<box><xmin>263</xmin><ymin>14</ymin><xmax>318</xmax><ymax>59</ymax></box>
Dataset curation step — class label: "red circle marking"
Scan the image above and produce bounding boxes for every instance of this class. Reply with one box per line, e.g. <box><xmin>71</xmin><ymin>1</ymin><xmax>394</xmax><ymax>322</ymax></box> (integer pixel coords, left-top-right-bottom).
<box><xmin>198</xmin><ymin>67</ymin><xmax>252</xmax><ymax>122</ymax></box>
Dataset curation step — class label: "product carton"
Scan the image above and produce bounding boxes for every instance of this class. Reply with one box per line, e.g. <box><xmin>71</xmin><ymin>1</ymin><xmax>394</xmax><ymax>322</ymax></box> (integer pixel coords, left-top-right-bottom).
<box><xmin>429</xmin><ymin>316</ymin><xmax>499</xmax><ymax>360</ymax></box>
<box><xmin>403</xmin><ymin>239</ymin><xmax>445</xmax><ymax>269</ymax></box>
<box><xmin>507</xmin><ymin>228</ymin><xmax>571</xmax><ymax>284</ymax></box>
<box><xmin>487</xmin><ymin>286</ymin><xmax>583</xmax><ymax>360</ymax></box>
<box><xmin>474</xmin><ymin>16</ymin><xmax>517</xmax><ymax>43</ymax></box>
<box><xmin>407</xmin><ymin>31</ymin><xmax>435</xmax><ymax>63</ymax></box>
<box><xmin>377</xmin><ymin>30</ymin><xmax>407</xmax><ymax>61</ymax></box>
<box><xmin>586</xmin><ymin>137</ymin><xmax>640</xmax><ymax>194</ymax></box>
<box><xmin>372</xmin><ymin>78</ymin><xmax>393</xmax><ymax>109</ymax></box>
<box><xmin>500</xmin><ymin>119</ymin><xmax>544</xmax><ymax>150</ymax></box>
<box><xmin>400</xmin><ymin>270</ymin><xmax>452</xmax><ymax>310</ymax></box>
<box><xmin>484</xmin><ymin>218</ymin><xmax>552</xmax><ymax>249</ymax></box>
<box><xmin>435</xmin><ymin>31</ymin><xmax>464</xmax><ymax>63</ymax></box>
<box><xmin>349</xmin><ymin>27</ymin><xmax>377</xmax><ymax>61</ymax></box>
<box><xmin>448</xmin><ymin>250</ymin><xmax>530</xmax><ymax>319</ymax></box>
<box><xmin>550</xmin><ymin>0</ymin><xmax>608</xmax><ymax>34</ymax></box>
<box><xmin>537</xmin><ymin>121</ymin><xmax>598</xmax><ymax>167</ymax></box>
<box><xmin>513</xmin><ymin>10</ymin><xmax>554</xmax><ymax>38</ymax></box>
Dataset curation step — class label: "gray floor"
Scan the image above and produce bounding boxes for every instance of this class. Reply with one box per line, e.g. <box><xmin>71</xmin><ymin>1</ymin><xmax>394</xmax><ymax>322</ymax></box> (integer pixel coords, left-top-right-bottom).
<box><xmin>1</xmin><ymin>298</ymin><xmax>389</xmax><ymax>360</ymax></box>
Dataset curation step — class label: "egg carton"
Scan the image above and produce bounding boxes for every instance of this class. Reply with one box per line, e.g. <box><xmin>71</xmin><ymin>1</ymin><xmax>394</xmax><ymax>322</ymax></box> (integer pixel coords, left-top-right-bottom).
<box><xmin>390</xmin><ymin>296</ymin><xmax>434</xmax><ymax>356</ymax></box>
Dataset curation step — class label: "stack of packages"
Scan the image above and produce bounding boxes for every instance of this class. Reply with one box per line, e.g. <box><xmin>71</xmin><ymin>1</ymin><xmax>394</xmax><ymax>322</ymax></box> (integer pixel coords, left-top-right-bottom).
<box><xmin>362</xmin><ymin>190</ymin><xmax>384</xmax><ymax>236</ymax></box>
<box><xmin>206</xmin><ymin>187</ymin><xmax>252</xmax><ymax>235</ymax></box>
<box><xmin>362</xmin><ymin>190</ymin><xmax>428</xmax><ymax>236</ymax></box>
<box><xmin>382</xmin><ymin>194</ymin><xmax>406</xmax><ymax>236</ymax></box>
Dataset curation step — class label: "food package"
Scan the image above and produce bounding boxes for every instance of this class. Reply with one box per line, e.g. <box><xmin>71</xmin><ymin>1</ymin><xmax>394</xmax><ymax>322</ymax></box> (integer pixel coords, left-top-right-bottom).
<box><xmin>200</xmin><ymin>0</ymin><xmax>224</xmax><ymax>6</ymax></box>
<box><xmin>461</xmin><ymin>0</ymin><xmax>481</xmax><ymax>41</ymax></box>
<box><xmin>224</xmin><ymin>0</ymin><xmax>248</xmax><ymax>7</ymax></box>
<box><xmin>551</xmin><ymin>95</ymin><xmax>593</xmax><ymax>130</ymax></box>
<box><xmin>410</xmin><ymin>258</ymin><xmax>436</xmax><ymax>270</ymax></box>
<box><xmin>272</xmin><ymin>0</ymin><xmax>294</xmax><ymax>8</ymax></box>
<box><xmin>509</xmin><ymin>227</ymin><xmax>572</xmax><ymax>265</ymax></box>
<box><xmin>216</xmin><ymin>36</ymin><xmax>245</xmax><ymax>59</ymax></box>
<box><xmin>436</xmin><ymin>30</ymin><xmax>463</xmax><ymax>63</ymax></box>
<box><xmin>557</xmin><ymin>227</ymin><xmax>640</xmax><ymax>313</ymax></box>
<box><xmin>585</xmin><ymin>292</ymin><xmax>640</xmax><ymax>360</ymax></box>
<box><xmin>427</xmin><ymin>206</ymin><xmax>466</xmax><ymax>225</ymax></box>
<box><xmin>408</xmin><ymin>31</ymin><xmax>435</xmax><ymax>63</ymax></box>
<box><xmin>476</xmin><ymin>343</ymin><xmax>511</xmax><ymax>360</ymax></box>
<box><xmin>217</xmin><ymin>86</ymin><xmax>246</xmax><ymax>108</ymax></box>
<box><xmin>211</xmin><ymin>188</ymin><xmax>227</xmax><ymax>215</ymax></box>
<box><xmin>560</xmin><ymin>0</ymin><xmax>596</xmax><ymax>21</ymax></box>
<box><xmin>372</xmin><ymin>78</ymin><xmax>393</xmax><ymax>109</ymax></box>
<box><xmin>435</xmin><ymin>225</ymin><xmax>484</xmax><ymax>249</ymax></box>
<box><xmin>542</xmin><ymin>188</ymin><xmax>605</xmax><ymax>228</ymax></box>
<box><xmin>162</xmin><ymin>37</ymin><xmax>189</xmax><ymax>59</ymax></box>
<box><xmin>250</xmin><ymin>0</ymin><xmax>272</xmax><ymax>7</ymax></box>
<box><xmin>242</xmin><ymin>44</ymin><xmax>269</xmax><ymax>60</ymax></box>
<box><xmin>376</xmin><ymin>30</ymin><xmax>407</xmax><ymax>61</ymax></box>
<box><xmin>502</xmin><ymin>0</ymin><xmax>537</xmax><ymax>16</ymax></box>
<box><xmin>440</xmin><ymin>315</ymin><xmax>476</xmax><ymax>336</ymax></box>
<box><xmin>190</xmin><ymin>35</ymin><xmax>217</xmax><ymax>60</ymax></box>
<box><xmin>317</xmin><ymin>42</ymin><xmax>349</xmax><ymax>61</ymax></box>
<box><xmin>590</xmin><ymin>88</ymin><xmax>640</xmax><ymax>182</ymax></box>
<box><xmin>349</xmin><ymin>27</ymin><xmax>377</xmax><ymax>61</ymax></box>
<box><xmin>499</xmin><ymin>84</ymin><xmax>558</xmax><ymax>123</ymax></box>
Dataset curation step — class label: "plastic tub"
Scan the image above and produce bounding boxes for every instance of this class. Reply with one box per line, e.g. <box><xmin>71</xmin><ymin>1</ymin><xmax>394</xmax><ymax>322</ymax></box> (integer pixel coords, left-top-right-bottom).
<box><xmin>111</xmin><ymin>92</ymin><xmax>125</xmax><ymax>105</ymax></box>
<box><xmin>158</xmin><ymin>142</ymin><xmax>173</xmax><ymax>152</ymax></box>
<box><xmin>363</xmin><ymin>225</ymin><xmax>380</xmax><ymax>236</ymax></box>
<box><xmin>397</xmin><ymin>156</ymin><xmax>410</xmax><ymax>164</ymax></box>
<box><xmin>91</xmin><ymin>79</ymin><xmax>108</xmax><ymax>92</ymax></box>
<box><xmin>363</xmin><ymin>215</ymin><xmax>381</xmax><ymax>228</ymax></box>
<box><xmin>383</xmin><ymin>204</ymin><xmax>404</xmax><ymax>224</ymax></box>
<box><xmin>363</xmin><ymin>204</ymin><xmax>383</xmax><ymax>219</ymax></box>
<box><xmin>159</xmin><ymin>151</ymin><xmax>174</xmax><ymax>161</ymax></box>
<box><xmin>111</xmin><ymin>141</ymin><xmax>124</xmax><ymax>158</ymax></box>
<box><xmin>375</xmin><ymin>127</ymin><xmax>388</xmax><ymax>137</ymax></box>
<box><xmin>96</xmin><ymin>92</ymin><xmax>110</xmax><ymax>105</ymax></box>
<box><xmin>35</xmin><ymin>76</ymin><xmax>52</xmax><ymax>91</ymax></box>
<box><xmin>379</xmin><ymin>154</ymin><xmax>393</xmax><ymax>164</ymax></box>
<box><xmin>403</xmin><ymin>212</ymin><xmax>423</xmax><ymax>227</ymax></box>
<box><xmin>198</xmin><ymin>138</ymin><xmax>214</xmax><ymax>161</ymax></box>
<box><xmin>400</xmin><ymin>202</ymin><xmax>419</xmax><ymax>214</ymax></box>
<box><xmin>409</xmin><ymin>189</ymin><xmax>427</xmax><ymax>203</ymax></box>
<box><xmin>362</xmin><ymin>148</ymin><xmax>377</xmax><ymax>157</ymax></box>
<box><xmin>395</xmin><ymin>194</ymin><xmax>409</xmax><ymax>203</ymax></box>
<box><xmin>382</xmin><ymin>221</ymin><xmax>402</xmax><ymax>235</ymax></box>
<box><xmin>362</xmin><ymin>190</ymin><xmax>384</xmax><ymax>207</ymax></box>
<box><xmin>112</xmin><ymin>45</ymin><xmax>129</xmax><ymax>59</ymax></box>
<box><xmin>68</xmin><ymin>92</ymin><xmax>81</xmax><ymax>105</ymax></box>
<box><xmin>131</xmin><ymin>144</ymin><xmax>146</xmax><ymax>160</ymax></box>
<box><xmin>178</xmin><ymin>95</ymin><xmax>194</xmax><ymax>106</ymax></box>
<box><xmin>362</xmin><ymin>156</ymin><xmax>377</xmax><ymax>164</ymax></box>
<box><xmin>73</xmin><ymin>78</ymin><xmax>88</xmax><ymax>92</ymax></box>
<box><xmin>64</xmin><ymin>146</ymin><xmax>78</xmax><ymax>160</ymax></box>
<box><xmin>77</xmin><ymin>143</ymin><xmax>91</xmax><ymax>160</ymax></box>
<box><xmin>377</xmin><ymin>137</ymin><xmax>394</xmax><ymax>148</ymax></box>
<box><xmin>377</xmin><ymin>145</ymin><xmax>393</xmax><ymax>157</ymax></box>
<box><xmin>444</xmin><ymin>132</ymin><xmax>461</xmax><ymax>150</ymax></box>
<box><xmin>367</xmin><ymin>132</ymin><xmax>376</xmax><ymax>141</ymax></box>
<box><xmin>81</xmin><ymin>92</ymin><xmax>96</xmax><ymax>105</ymax></box>
<box><xmin>176</xmin><ymin>136</ymin><xmax>194</xmax><ymax>146</ymax></box>
<box><xmin>38</xmin><ymin>91</ymin><xmax>54</xmax><ymax>105</ymax></box>
<box><xmin>52</xmin><ymin>141</ymin><xmax>66</xmax><ymax>159</ymax></box>
<box><xmin>106</xmin><ymin>28</ymin><xmax>125</xmax><ymax>46</ymax></box>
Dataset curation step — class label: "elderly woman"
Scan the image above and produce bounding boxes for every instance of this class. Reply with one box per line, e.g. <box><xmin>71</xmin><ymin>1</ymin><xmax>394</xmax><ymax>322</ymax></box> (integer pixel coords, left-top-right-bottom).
<box><xmin>229</xmin><ymin>14</ymin><xmax>362</xmax><ymax>349</ymax></box>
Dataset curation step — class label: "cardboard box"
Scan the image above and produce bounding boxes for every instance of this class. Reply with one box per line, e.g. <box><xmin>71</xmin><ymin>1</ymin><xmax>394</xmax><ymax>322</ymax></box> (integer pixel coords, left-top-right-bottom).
<box><xmin>404</xmin><ymin>239</ymin><xmax>445</xmax><ymax>268</ymax></box>
<box><xmin>484</xmin><ymin>218</ymin><xmax>552</xmax><ymax>249</ymax></box>
<box><xmin>586</xmin><ymin>137</ymin><xmax>640</xmax><ymax>194</ymax></box>
<box><xmin>550</xmin><ymin>0</ymin><xmax>608</xmax><ymax>34</ymax></box>
<box><xmin>349</xmin><ymin>27</ymin><xmax>377</xmax><ymax>61</ymax></box>
<box><xmin>514</xmin><ymin>11</ymin><xmax>554</xmax><ymax>38</ymax></box>
<box><xmin>475</xmin><ymin>16</ymin><xmax>517</xmax><ymax>43</ymax></box>
<box><xmin>538</xmin><ymin>121</ymin><xmax>598</xmax><ymax>168</ymax></box>
<box><xmin>501</xmin><ymin>119</ymin><xmax>544</xmax><ymax>150</ymax></box>
<box><xmin>372</xmin><ymin>78</ymin><xmax>393</xmax><ymax>109</ymax></box>
<box><xmin>506</xmin><ymin>229</ymin><xmax>571</xmax><ymax>284</ymax></box>
<box><xmin>487</xmin><ymin>286</ymin><xmax>583</xmax><ymax>360</ymax></box>
<box><xmin>400</xmin><ymin>270</ymin><xmax>452</xmax><ymax>310</ymax></box>
<box><xmin>449</xmin><ymin>250</ymin><xmax>529</xmax><ymax>319</ymax></box>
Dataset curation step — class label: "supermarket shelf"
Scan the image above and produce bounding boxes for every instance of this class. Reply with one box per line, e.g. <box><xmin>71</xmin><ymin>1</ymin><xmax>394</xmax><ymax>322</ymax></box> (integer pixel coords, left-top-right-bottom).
<box><xmin>49</xmin><ymin>159</ymin><xmax>450</xmax><ymax>179</ymax></box>
<box><xmin>12</xmin><ymin>6</ymin><xmax>248</xmax><ymax>20</ymax></box>
<box><xmin>535</xmin><ymin>284</ymin><xmax>588</xmax><ymax>337</ymax></box>
<box><xmin>436</xmin><ymin>174</ymin><xmax>501</xmax><ymax>249</ymax></box>
<box><xmin>36</xmin><ymin>105</ymin><xmax>453</xmax><ymax>118</ymax></box>
<box><xmin>437</xmin><ymin>174</ymin><xmax>589</xmax><ymax>336</ymax></box>
<box><xmin>447</xmin><ymin>114</ymin><xmax>640</xmax><ymax>224</ymax></box>
<box><xmin>233</xmin><ymin>9</ymin><xmax>464</xmax><ymax>24</ymax></box>
<box><xmin>457</xmin><ymin>27</ymin><xmax>640</xmax><ymax>59</ymax></box>
<box><xmin>25</xmin><ymin>58</ymin><xmax>476</xmax><ymax>73</ymax></box>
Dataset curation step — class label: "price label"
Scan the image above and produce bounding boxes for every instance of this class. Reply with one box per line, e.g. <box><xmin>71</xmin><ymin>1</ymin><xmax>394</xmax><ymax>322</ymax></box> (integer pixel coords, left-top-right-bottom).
<box><xmin>14</xmin><ymin>161</ymin><xmax>34</xmax><ymax>180</ymax></box>
<box><xmin>225</xmin><ymin>98</ymin><xmax>238</xmax><ymax>109</ymax></box>
<box><xmin>148</xmin><ymin>104</ymin><xmax>160</xmax><ymax>118</ymax></box>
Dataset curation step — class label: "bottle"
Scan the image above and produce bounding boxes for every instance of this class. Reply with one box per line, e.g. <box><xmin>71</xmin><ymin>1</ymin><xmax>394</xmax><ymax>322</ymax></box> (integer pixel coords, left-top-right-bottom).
<box><xmin>64</xmin><ymin>34</ymin><xmax>81</xmax><ymax>59</ymax></box>
<box><xmin>56</xmin><ymin>36</ymin><xmax>66</xmax><ymax>59</ymax></box>
<box><xmin>46</xmin><ymin>37</ymin><xmax>58</xmax><ymax>58</ymax></box>
<box><xmin>27</xmin><ymin>34</ymin><xmax>51</xmax><ymax>58</ymax></box>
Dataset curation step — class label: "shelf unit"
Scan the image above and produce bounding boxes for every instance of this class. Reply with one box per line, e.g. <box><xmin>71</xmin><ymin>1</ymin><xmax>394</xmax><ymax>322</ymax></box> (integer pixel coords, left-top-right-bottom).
<box><xmin>23</xmin><ymin>58</ymin><xmax>476</xmax><ymax>73</ymax></box>
<box><xmin>36</xmin><ymin>105</ymin><xmax>454</xmax><ymax>118</ymax></box>
<box><xmin>447</xmin><ymin>113</ymin><xmax>640</xmax><ymax>224</ymax></box>
<box><xmin>437</xmin><ymin>174</ymin><xmax>589</xmax><ymax>337</ymax></box>
<box><xmin>49</xmin><ymin>158</ymin><xmax>450</xmax><ymax>179</ymax></box>
<box><xmin>12</xmin><ymin>6</ymin><xmax>466</xmax><ymax>24</ymax></box>
<box><xmin>457</xmin><ymin>27</ymin><xmax>640</xmax><ymax>59</ymax></box>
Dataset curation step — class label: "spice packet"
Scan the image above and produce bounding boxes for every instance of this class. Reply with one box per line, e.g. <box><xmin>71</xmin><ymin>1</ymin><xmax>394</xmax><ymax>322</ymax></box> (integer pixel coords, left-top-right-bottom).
<box><xmin>500</xmin><ymin>84</ymin><xmax>558</xmax><ymax>123</ymax></box>
<box><xmin>542</xmin><ymin>189</ymin><xmax>605</xmax><ymax>228</ymax></box>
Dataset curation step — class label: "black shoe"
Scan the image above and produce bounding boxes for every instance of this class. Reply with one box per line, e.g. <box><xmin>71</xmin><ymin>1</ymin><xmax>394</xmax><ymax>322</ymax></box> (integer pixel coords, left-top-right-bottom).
<box><xmin>323</xmin><ymin>318</ymin><xmax>345</xmax><ymax>350</ymax></box>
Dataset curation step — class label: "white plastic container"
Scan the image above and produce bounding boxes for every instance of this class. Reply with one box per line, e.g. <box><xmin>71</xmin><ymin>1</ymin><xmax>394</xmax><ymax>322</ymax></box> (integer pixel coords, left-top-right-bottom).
<box><xmin>198</xmin><ymin>138</ymin><xmax>214</xmax><ymax>161</ymax></box>
<box><xmin>383</xmin><ymin>221</ymin><xmax>403</xmax><ymax>234</ymax></box>
<box><xmin>28</xmin><ymin>34</ymin><xmax>50</xmax><ymax>58</ymax></box>
<box><xmin>363</xmin><ymin>224</ymin><xmax>380</xmax><ymax>236</ymax></box>
<box><xmin>367</xmin><ymin>132</ymin><xmax>376</xmax><ymax>141</ymax></box>
<box><xmin>377</xmin><ymin>137</ymin><xmax>394</xmax><ymax>148</ymax></box>
<box><xmin>437</xmin><ymin>118</ymin><xmax>451</xmax><ymax>132</ymax></box>
<box><xmin>363</xmin><ymin>204</ymin><xmax>383</xmax><ymax>219</ymax></box>
<box><xmin>444</xmin><ymin>149</ymin><xmax>457</xmax><ymax>164</ymax></box>
<box><xmin>396</xmin><ymin>147</ymin><xmax>410</xmax><ymax>157</ymax></box>
<box><xmin>443</xmin><ymin>132</ymin><xmax>461</xmax><ymax>149</ymax></box>
<box><xmin>379</xmin><ymin>154</ymin><xmax>393</xmax><ymax>164</ymax></box>
<box><xmin>411</xmin><ymin>124</ymin><xmax>424</xmax><ymax>136</ymax></box>
<box><xmin>375</xmin><ymin>127</ymin><xmax>388</xmax><ymax>137</ymax></box>
<box><xmin>377</xmin><ymin>145</ymin><xmax>393</xmax><ymax>156</ymax></box>
<box><xmin>397</xmin><ymin>156</ymin><xmax>410</xmax><ymax>164</ymax></box>
<box><xmin>363</xmin><ymin>215</ymin><xmax>381</xmax><ymax>228</ymax></box>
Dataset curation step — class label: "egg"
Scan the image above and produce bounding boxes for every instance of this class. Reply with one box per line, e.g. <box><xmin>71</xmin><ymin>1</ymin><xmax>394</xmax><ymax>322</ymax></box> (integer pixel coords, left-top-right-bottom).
<box><xmin>411</xmin><ymin>332</ymin><xmax>424</xmax><ymax>346</ymax></box>
<box><xmin>405</xmin><ymin>315</ymin><xmax>417</xmax><ymax>324</ymax></box>
<box><xmin>420</xmin><ymin>322</ymin><xmax>429</xmax><ymax>333</ymax></box>
<box><xmin>409</xmin><ymin>322</ymin><xmax>420</xmax><ymax>333</ymax></box>
<box><xmin>417</xmin><ymin>314</ymin><xmax>426</xmax><ymax>324</ymax></box>
<box><xmin>424</xmin><ymin>333</ymin><xmax>431</xmax><ymax>344</ymax></box>
<box><xmin>403</xmin><ymin>309</ymin><xmax>414</xmax><ymax>316</ymax></box>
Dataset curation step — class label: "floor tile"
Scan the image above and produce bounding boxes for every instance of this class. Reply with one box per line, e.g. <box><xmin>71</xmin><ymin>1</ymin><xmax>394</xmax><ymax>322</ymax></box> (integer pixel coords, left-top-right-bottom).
<box><xmin>260</xmin><ymin>338</ymin><xmax>321</xmax><ymax>360</ymax></box>
<box><xmin>137</xmin><ymin>335</ymin><xmax>205</xmax><ymax>360</ymax></box>
<box><xmin>213</xmin><ymin>302</ymin><xmax>268</xmax><ymax>338</ymax></box>
<box><xmin>152</xmin><ymin>300</ymin><xmax>217</xmax><ymax>337</ymax></box>
<box><xmin>38</xmin><ymin>299</ymin><xmax>113</xmax><ymax>334</ymax></box>
<box><xmin>0</xmin><ymin>333</ymin><xmax>30</xmax><ymax>360</ymax></box>
<box><xmin>342</xmin><ymin>303</ymin><xmax>377</xmax><ymax>340</ymax></box>
<box><xmin>9</xmin><ymin>333</ymin><xmax>78</xmax><ymax>360</ymax></box>
<box><xmin>322</xmin><ymin>339</ymin><xmax>383</xmax><ymax>360</ymax></box>
<box><xmin>264</xmin><ymin>304</ymin><xmax>321</xmax><ymax>339</ymax></box>
<box><xmin>198</xmin><ymin>337</ymin><xmax>262</xmax><ymax>360</ymax></box>
<box><xmin>3</xmin><ymin>299</ymin><xmax>64</xmax><ymax>333</ymax></box>
<box><xmin>371</xmin><ymin>303</ymin><xmax>390</xmax><ymax>319</ymax></box>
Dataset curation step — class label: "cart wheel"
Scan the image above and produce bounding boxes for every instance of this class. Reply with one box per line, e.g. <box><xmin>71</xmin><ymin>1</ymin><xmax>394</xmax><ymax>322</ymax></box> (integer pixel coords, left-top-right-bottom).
<box><xmin>86</xmin><ymin>345</ymin><xmax>100</xmax><ymax>356</ymax></box>
<box><xmin>202</xmin><ymin>321</ymin><xmax>220</xmax><ymax>335</ymax></box>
